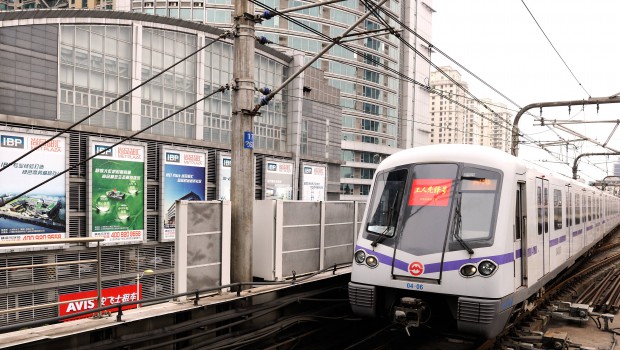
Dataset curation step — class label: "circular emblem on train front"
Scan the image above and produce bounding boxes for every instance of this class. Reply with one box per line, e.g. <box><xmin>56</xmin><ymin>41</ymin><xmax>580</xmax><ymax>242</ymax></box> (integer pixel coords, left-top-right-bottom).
<box><xmin>408</xmin><ymin>262</ymin><xmax>424</xmax><ymax>276</ymax></box>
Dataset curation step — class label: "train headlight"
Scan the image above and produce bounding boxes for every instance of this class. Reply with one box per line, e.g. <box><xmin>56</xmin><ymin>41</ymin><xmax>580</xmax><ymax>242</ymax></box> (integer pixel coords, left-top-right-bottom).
<box><xmin>354</xmin><ymin>250</ymin><xmax>366</xmax><ymax>264</ymax></box>
<box><xmin>478</xmin><ymin>260</ymin><xmax>498</xmax><ymax>277</ymax></box>
<box><xmin>365</xmin><ymin>255</ymin><xmax>379</xmax><ymax>268</ymax></box>
<box><xmin>459</xmin><ymin>264</ymin><xmax>477</xmax><ymax>277</ymax></box>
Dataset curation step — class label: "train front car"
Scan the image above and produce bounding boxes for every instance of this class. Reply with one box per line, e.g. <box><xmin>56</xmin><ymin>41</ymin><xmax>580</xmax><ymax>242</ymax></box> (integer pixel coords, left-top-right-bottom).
<box><xmin>349</xmin><ymin>145</ymin><xmax>521</xmax><ymax>338</ymax></box>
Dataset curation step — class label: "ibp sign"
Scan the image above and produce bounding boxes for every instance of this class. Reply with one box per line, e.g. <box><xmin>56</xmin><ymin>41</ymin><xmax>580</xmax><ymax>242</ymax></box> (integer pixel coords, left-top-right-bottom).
<box><xmin>58</xmin><ymin>285</ymin><xmax>141</xmax><ymax>321</ymax></box>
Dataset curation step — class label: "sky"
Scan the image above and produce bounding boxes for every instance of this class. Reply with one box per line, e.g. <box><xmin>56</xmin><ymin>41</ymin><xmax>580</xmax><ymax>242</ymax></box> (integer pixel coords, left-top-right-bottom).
<box><xmin>430</xmin><ymin>0</ymin><xmax>620</xmax><ymax>182</ymax></box>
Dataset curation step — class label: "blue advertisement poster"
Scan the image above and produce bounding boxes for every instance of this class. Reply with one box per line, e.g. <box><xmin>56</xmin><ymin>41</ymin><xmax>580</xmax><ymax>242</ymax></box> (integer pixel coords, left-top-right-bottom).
<box><xmin>161</xmin><ymin>149</ymin><xmax>206</xmax><ymax>241</ymax></box>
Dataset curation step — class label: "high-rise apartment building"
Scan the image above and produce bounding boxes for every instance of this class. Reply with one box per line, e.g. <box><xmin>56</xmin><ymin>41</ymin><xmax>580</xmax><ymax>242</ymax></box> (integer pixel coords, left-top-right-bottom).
<box><xmin>124</xmin><ymin>0</ymin><xmax>434</xmax><ymax>200</ymax></box>
<box><xmin>429</xmin><ymin>66</ymin><xmax>472</xmax><ymax>145</ymax></box>
<box><xmin>480</xmin><ymin>98</ymin><xmax>512</xmax><ymax>152</ymax></box>
<box><xmin>430</xmin><ymin>66</ymin><xmax>512</xmax><ymax>151</ymax></box>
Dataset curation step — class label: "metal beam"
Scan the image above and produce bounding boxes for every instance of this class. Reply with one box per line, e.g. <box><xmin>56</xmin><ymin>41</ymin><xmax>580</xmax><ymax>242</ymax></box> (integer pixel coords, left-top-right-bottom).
<box><xmin>511</xmin><ymin>96</ymin><xmax>620</xmax><ymax>156</ymax></box>
<box><xmin>572</xmin><ymin>152</ymin><xmax>620</xmax><ymax>179</ymax></box>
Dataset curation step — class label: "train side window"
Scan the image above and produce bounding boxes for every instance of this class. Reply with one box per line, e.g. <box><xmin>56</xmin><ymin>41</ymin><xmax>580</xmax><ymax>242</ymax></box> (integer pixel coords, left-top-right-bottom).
<box><xmin>575</xmin><ymin>194</ymin><xmax>581</xmax><ymax>225</ymax></box>
<box><xmin>515</xmin><ymin>190</ymin><xmax>521</xmax><ymax>240</ymax></box>
<box><xmin>566</xmin><ymin>192</ymin><xmax>572</xmax><ymax>227</ymax></box>
<box><xmin>543</xmin><ymin>187</ymin><xmax>549</xmax><ymax>233</ymax></box>
<box><xmin>515</xmin><ymin>183</ymin><xmax>526</xmax><ymax>241</ymax></box>
<box><xmin>553</xmin><ymin>189</ymin><xmax>562</xmax><ymax>230</ymax></box>
<box><xmin>588</xmin><ymin>197</ymin><xmax>592</xmax><ymax>222</ymax></box>
<box><xmin>537</xmin><ymin>186</ymin><xmax>542</xmax><ymax>235</ymax></box>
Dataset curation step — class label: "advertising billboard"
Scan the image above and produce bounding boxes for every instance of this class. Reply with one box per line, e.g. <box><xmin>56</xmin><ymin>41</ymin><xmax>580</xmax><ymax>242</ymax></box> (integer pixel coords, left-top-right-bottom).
<box><xmin>300</xmin><ymin>163</ymin><xmax>326</xmax><ymax>201</ymax></box>
<box><xmin>263</xmin><ymin>159</ymin><xmax>294</xmax><ymax>200</ymax></box>
<box><xmin>58</xmin><ymin>284</ymin><xmax>141</xmax><ymax>321</ymax></box>
<box><xmin>0</xmin><ymin>129</ymin><xmax>67</xmax><ymax>248</ymax></box>
<box><xmin>89</xmin><ymin>139</ymin><xmax>145</xmax><ymax>245</ymax></box>
<box><xmin>161</xmin><ymin>148</ymin><xmax>207</xmax><ymax>242</ymax></box>
<box><xmin>217</xmin><ymin>153</ymin><xmax>232</xmax><ymax>200</ymax></box>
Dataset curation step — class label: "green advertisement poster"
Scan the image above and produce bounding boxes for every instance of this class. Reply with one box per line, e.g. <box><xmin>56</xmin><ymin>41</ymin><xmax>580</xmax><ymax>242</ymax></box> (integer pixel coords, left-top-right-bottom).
<box><xmin>90</xmin><ymin>141</ymin><xmax>144</xmax><ymax>245</ymax></box>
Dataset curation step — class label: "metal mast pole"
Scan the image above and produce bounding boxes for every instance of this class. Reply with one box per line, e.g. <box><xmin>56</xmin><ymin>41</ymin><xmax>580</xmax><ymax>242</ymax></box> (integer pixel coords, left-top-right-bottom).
<box><xmin>231</xmin><ymin>0</ymin><xmax>255</xmax><ymax>286</ymax></box>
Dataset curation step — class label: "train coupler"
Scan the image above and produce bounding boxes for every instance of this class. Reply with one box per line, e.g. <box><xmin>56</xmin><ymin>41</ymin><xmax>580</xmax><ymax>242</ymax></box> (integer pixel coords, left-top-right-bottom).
<box><xmin>393</xmin><ymin>297</ymin><xmax>429</xmax><ymax>335</ymax></box>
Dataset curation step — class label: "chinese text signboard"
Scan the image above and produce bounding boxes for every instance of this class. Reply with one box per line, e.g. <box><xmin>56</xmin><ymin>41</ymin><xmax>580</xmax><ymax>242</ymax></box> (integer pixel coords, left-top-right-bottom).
<box><xmin>90</xmin><ymin>141</ymin><xmax>145</xmax><ymax>245</ymax></box>
<box><xmin>161</xmin><ymin>149</ymin><xmax>206</xmax><ymax>241</ymax></box>
<box><xmin>0</xmin><ymin>130</ymin><xmax>67</xmax><ymax>246</ymax></box>
<box><xmin>408</xmin><ymin>179</ymin><xmax>452</xmax><ymax>207</ymax></box>
<box><xmin>58</xmin><ymin>284</ymin><xmax>142</xmax><ymax>321</ymax></box>
<box><xmin>264</xmin><ymin>159</ymin><xmax>294</xmax><ymax>200</ymax></box>
<box><xmin>300</xmin><ymin>164</ymin><xmax>326</xmax><ymax>201</ymax></box>
<box><xmin>217</xmin><ymin>153</ymin><xmax>232</xmax><ymax>200</ymax></box>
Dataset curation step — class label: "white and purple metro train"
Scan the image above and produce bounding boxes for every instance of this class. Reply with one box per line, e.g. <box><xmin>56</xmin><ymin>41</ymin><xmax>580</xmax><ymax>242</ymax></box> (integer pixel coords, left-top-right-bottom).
<box><xmin>348</xmin><ymin>144</ymin><xmax>620</xmax><ymax>338</ymax></box>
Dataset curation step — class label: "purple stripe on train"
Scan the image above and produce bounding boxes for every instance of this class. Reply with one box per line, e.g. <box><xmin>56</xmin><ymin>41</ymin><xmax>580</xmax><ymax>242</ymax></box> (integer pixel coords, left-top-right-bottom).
<box><xmin>355</xmin><ymin>245</ymin><xmax>514</xmax><ymax>275</ymax></box>
<box><xmin>550</xmin><ymin>235</ymin><xmax>567</xmax><ymax>247</ymax></box>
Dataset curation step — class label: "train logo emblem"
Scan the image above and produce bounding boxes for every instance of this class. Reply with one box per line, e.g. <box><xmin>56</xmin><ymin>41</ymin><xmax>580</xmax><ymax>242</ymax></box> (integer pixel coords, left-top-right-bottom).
<box><xmin>408</xmin><ymin>262</ymin><xmax>424</xmax><ymax>276</ymax></box>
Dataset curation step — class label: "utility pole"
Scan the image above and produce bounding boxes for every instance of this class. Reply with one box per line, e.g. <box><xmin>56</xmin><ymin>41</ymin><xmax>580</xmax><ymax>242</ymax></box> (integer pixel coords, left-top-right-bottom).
<box><xmin>229</xmin><ymin>0</ymin><xmax>388</xmax><ymax>286</ymax></box>
<box><xmin>231</xmin><ymin>0</ymin><xmax>255</xmax><ymax>286</ymax></box>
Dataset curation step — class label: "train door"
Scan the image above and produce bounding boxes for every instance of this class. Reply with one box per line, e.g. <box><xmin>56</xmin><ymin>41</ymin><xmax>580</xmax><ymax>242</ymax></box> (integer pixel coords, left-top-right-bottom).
<box><xmin>515</xmin><ymin>182</ymin><xmax>527</xmax><ymax>289</ymax></box>
<box><xmin>536</xmin><ymin>177</ymin><xmax>550</xmax><ymax>275</ymax></box>
<box><xmin>574</xmin><ymin>192</ymin><xmax>583</xmax><ymax>254</ymax></box>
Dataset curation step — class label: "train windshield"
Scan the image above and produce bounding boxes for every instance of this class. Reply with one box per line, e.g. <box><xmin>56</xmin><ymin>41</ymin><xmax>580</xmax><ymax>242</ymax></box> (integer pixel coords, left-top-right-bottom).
<box><xmin>364</xmin><ymin>163</ymin><xmax>502</xmax><ymax>257</ymax></box>
<box><xmin>398</xmin><ymin>164</ymin><xmax>459</xmax><ymax>256</ymax></box>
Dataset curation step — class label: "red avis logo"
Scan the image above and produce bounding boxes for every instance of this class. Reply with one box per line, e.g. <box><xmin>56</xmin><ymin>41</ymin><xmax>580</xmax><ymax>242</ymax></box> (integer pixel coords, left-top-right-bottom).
<box><xmin>408</xmin><ymin>262</ymin><xmax>424</xmax><ymax>276</ymax></box>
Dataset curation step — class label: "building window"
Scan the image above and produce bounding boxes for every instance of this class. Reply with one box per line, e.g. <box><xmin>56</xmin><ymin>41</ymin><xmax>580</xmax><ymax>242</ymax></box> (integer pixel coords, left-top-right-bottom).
<box><xmin>340</xmin><ymin>183</ymin><xmax>354</xmax><ymax>195</ymax></box>
<box><xmin>361</xmin><ymin>168</ymin><xmax>375</xmax><ymax>179</ymax></box>
<box><xmin>341</xmin><ymin>167</ymin><xmax>354</xmax><ymax>179</ymax></box>
<box><xmin>360</xmin><ymin>185</ymin><xmax>371</xmax><ymax>195</ymax></box>
<box><xmin>59</xmin><ymin>25</ymin><xmax>132</xmax><ymax>130</ymax></box>
<box><xmin>141</xmin><ymin>28</ymin><xmax>197</xmax><ymax>138</ymax></box>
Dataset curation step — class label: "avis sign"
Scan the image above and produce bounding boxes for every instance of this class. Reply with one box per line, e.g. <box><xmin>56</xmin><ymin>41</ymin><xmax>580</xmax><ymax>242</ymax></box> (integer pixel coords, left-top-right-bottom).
<box><xmin>58</xmin><ymin>285</ymin><xmax>141</xmax><ymax>321</ymax></box>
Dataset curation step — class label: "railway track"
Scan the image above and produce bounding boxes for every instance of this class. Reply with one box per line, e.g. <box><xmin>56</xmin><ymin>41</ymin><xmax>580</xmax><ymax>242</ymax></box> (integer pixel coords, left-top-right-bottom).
<box><xmin>478</xmin><ymin>230</ymin><xmax>620</xmax><ymax>350</ymax></box>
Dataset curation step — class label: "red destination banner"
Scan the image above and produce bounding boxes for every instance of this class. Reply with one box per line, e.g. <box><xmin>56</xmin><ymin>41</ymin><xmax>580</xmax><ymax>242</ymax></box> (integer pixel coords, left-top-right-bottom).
<box><xmin>408</xmin><ymin>179</ymin><xmax>452</xmax><ymax>207</ymax></box>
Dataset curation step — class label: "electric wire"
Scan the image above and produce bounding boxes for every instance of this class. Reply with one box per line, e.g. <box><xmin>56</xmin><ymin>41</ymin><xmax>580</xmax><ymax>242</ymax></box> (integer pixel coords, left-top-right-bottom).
<box><xmin>251</xmin><ymin>0</ymin><xmax>522</xmax><ymax>140</ymax></box>
<box><xmin>520</xmin><ymin>0</ymin><xmax>591</xmax><ymax>98</ymax></box>
<box><xmin>261</xmin><ymin>2</ymin><xmax>617</xmax><ymax>179</ymax></box>
<box><xmin>0</xmin><ymin>85</ymin><xmax>229</xmax><ymax>208</ymax></box>
<box><xmin>0</xmin><ymin>30</ymin><xmax>232</xmax><ymax>175</ymax></box>
<box><xmin>359</xmin><ymin>0</ymin><xmax>579</xmax><ymax>155</ymax></box>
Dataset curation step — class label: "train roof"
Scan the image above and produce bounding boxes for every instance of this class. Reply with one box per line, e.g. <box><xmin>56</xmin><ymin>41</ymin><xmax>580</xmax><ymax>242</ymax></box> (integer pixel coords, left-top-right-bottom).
<box><xmin>378</xmin><ymin>144</ymin><xmax>523</xmax><ymax>172</ymax></box>
<box><xmin>378</xmin><ymin>144</ymin><xmax>613</xmax><ymax>196</ymax></box>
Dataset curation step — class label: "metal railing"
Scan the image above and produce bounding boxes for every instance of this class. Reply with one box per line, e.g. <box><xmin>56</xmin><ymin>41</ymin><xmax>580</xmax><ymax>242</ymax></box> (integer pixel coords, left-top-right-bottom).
<box><xmin>0</xmin><ymin>238</ymin><xmax>104</xmax><ymax>318</ymax></box>
<box><xmin>0</xmin><ymin>262</ymin><xmax>351</xmax><ymax>334</ymax></box>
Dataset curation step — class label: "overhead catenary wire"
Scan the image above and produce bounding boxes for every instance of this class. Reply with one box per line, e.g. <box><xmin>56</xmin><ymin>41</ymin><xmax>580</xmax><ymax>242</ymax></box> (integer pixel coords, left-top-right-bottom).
<box><xmin>251</xmin><ymin>0</ymin><xmax>519</xmax><ymax>138</ymax></box>
<box><xmin>264</xmin><ymin>0</ymin><xmax>617</xmax><ymax>178</ymax></box>
<box><xmin>520</xmin><ymin>0</ymin><xmax>591</xmax><ymax>98</ymax></box>
<box><xmin>359</xmin><ymin>0</ymin><xmax>580</xmax><ymax>155</ymax></box>
<box><xmin>252</xmin><ymin>0</ymin><xmax>576</xmax><ymax>167</ymax></box>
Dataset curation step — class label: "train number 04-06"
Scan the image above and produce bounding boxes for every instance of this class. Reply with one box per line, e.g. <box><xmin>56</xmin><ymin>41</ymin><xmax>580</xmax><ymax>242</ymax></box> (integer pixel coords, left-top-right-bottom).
<box><xmin>406</xmin><ymin>283</ymin><xmax>424</xmax><ymax>290</ymax></box>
